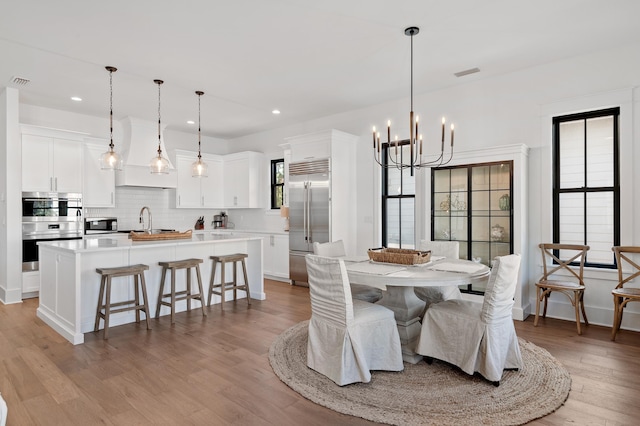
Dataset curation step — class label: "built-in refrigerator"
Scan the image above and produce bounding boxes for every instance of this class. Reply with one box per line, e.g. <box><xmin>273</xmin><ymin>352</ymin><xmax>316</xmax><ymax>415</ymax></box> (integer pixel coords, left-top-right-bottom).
<box><xmin>288</xmin><ymin>159</ymin><xmax>330</xmax><ymax>285</ymax></box>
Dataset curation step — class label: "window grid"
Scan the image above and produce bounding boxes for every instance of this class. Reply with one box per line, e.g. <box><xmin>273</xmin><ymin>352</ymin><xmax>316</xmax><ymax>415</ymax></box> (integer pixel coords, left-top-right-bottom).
<box><xmin>270</xmin><ymin>158</ymin><xmax>284</xmax><ymax>209</ymax></box>
<box><xmin>382</xmin><ymin>141</ymin><xmax>415</xmax><ymax>249</ymax></box>
<box><xmin>552</xmin><ymin>107</ymin><xmax>620</xmax><ymax>268</ymax></box>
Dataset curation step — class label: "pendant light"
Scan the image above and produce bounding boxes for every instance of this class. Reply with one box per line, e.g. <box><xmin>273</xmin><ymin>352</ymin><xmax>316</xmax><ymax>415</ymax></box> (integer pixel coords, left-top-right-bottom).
<box><xmin>150</xmin><ymin>79</ymin><xmax>170</xmax><ymax>174</ymax></box>
<box><xmin>99</xmin><ymin>66</ymin><xmax>123</xmax><ymax>170</ymax></box>
<box><xmin>191</xmin><ymin>90</ymin><xmax>208</xmax><ymax>177</ymax></box>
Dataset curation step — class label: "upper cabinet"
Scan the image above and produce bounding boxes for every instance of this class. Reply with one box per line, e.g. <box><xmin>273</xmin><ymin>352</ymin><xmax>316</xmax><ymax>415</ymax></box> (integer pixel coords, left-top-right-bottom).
<box><xmin>223</xmin><ymin>151</ymin><xmax>264</xmax><ymax>208</ymax></box>
<box><xmin>21</xmin><ymin>127</ymin><xmax>83</xmax><ymax>193</ymax></box>
<box><xmin>83</xmin><ymin>142</ymin><xmax>116</xmax><ymax>207</ymax></box>
<box><xmin>175</xmin><ymin>150</ymin><xmax>223</xmax><ymax>208</ymax></box>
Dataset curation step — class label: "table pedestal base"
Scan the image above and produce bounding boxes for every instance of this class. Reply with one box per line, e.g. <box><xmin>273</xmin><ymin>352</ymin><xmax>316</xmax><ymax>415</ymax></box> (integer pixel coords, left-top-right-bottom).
<box><xmin>378</xmin><ymin>286</ymin><xmax>426</xmax><ymax>364</ymax></box>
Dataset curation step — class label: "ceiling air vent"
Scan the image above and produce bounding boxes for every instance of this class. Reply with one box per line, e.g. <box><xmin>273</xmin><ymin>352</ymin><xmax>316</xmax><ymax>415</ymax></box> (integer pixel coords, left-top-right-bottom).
<box><xmin>9</xmin><ymin>76</ymin><xmax>31</xmax><ymax>87</ymax></box>
<box><xmin>454</xmin><ymin>67</ymin><xmax>480</xmax><ymax>78</ymax></box>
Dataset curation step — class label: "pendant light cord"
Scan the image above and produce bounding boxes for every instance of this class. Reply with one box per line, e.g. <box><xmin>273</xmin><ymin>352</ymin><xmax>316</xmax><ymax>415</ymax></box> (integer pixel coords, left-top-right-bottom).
<box><xmin>197</xmin><ymin>91</ymin><xmax>202</xmax><ymax>159</ymax></box>
<box><xmin>155</xmin><ymin>80</ymin><xmax>163</xmax><ymax>155</ymax></box>
<box><xmin>109</xmin><ymin>68</ymin><xmax>115</xmax><ymax>150</ymax></box>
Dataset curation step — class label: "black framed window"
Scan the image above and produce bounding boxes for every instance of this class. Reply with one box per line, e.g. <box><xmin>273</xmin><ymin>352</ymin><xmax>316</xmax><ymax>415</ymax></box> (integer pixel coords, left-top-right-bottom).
<box><xmin>552</xmin><ymin>107</ymin><xmax>620</xmax><ymax>268</ymax></box>
<box><xmin>271</xmin><ymin>158</ymin><xmax>285</xmax><ymax>209</ymax></box>
<box><xmin>382</xmin><ymin>141</ymin><xmax>415</xmax><ymax>249</ymax></box>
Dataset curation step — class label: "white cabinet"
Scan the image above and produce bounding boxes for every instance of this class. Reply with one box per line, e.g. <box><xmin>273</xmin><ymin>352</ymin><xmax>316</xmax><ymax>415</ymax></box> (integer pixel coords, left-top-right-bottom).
<box><xmin>263</xmin><ymin>233</ymin><xmax>289</xmax><ymax>281</ymax></box>
<box><xmin>223</xmin><ymin>151</ymin><xmax>264</xmax><ymax>208</ymax></box>
<box><xmin>83</xmin><ymin>142</ymin><xmax>115</xmax><ymax>207</ymax></box>
<box><xmin>22</xmin><ymin>132</ymin><xmax>83</xmax><ymax>193</ymax></box>
<box><xmin>175</xmin><ymin>150</ymin><xmax>223</xmax><ymax>208</ymax></box>
<box><xmin>22</xmin><ymin>270</ymin><xmax>40</xmax><ymax>295</ymax></box>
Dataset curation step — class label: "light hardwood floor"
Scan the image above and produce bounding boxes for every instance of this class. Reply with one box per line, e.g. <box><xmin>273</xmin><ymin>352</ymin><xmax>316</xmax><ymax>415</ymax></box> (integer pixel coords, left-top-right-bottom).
<box><xmin>1</xmin><ymin>279</ymin><xmax>639</xmax><ymax>425</ymax></box>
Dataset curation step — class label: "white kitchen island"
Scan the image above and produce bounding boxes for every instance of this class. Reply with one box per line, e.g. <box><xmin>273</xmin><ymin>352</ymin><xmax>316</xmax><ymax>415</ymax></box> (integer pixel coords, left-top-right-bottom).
<box><xmin>37</xmin><ymin>233</ymin><xmax>264</xmax><ymax>344</ymax></box>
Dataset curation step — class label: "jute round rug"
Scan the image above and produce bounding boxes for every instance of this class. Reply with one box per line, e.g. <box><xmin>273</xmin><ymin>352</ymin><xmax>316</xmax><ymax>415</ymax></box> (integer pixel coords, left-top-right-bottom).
<box><xmin>269</xmin><ymin>321</ymin><xmax>571</xmax><ymax>426</ymax></box>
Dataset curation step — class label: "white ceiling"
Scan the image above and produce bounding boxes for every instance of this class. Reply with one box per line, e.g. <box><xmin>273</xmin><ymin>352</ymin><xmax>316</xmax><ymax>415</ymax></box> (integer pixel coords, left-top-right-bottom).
<box><xmin>2</xmin><ymin>0</ymin><xmax>639</xmax><ymax>139</ymax></box>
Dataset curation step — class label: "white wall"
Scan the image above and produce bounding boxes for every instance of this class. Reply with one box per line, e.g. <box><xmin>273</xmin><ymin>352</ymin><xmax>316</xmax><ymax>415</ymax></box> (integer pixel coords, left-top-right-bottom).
<box><xmin>6</xmin><ymin>40</ymin><xmax>640</xmax><ymax>330</ymax></box>
<box><xmin>229</xmin><ymin>41</ymin><xmax>640</xmax><ymax>330</ymax></box>
<box><xmin>0</xmin><ymin>87</ymin><xmax>22</xmax><ymax>304</ymax></box>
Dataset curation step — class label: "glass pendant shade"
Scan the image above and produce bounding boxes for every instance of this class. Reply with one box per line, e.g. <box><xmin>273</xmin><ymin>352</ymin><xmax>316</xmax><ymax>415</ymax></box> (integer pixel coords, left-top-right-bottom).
<box><xmin>100</xmin><ymin>148</ymin><xmax>123</xmax><ymax>170</ymax></box>
<box><xmin>192</xmin><ymin>90</ymin><xmax>208</xmax><ymax>177</ymax></box>
<box><xmin>149</xmin><ymin>79</ymin><xmax>169</xmax><ymax>174</ymax></box>
<box><xmin>191</xmin><ymin>157</ymin><xmax>208</xmax><ymax>177</ymax></box>
<box><xmin>150</xmin><ymin>150</ymin><xmax>170</xmax><ymax>174</ymax></box>
<box><xmin>100</xmin><ymin>66</ymin><xmax>123</xmax><ymax>170</ymax></box>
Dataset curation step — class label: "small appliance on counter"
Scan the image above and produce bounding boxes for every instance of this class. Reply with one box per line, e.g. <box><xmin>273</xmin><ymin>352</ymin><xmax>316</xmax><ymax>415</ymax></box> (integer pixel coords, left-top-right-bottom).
<box><xmin>84</xmin><ymin>217</ymin><xmax>118</xmax><ymax>235</ymax></box>
<box><xmin>213</xmin><ymin>212</ymin><xmax>228</xmax><ymax>229</ymax></box>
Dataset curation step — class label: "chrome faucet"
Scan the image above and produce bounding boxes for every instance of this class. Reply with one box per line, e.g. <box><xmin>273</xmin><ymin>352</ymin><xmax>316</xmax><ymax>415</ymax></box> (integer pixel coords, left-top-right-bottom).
<box><xmin>139</xmin><ymin>206</ymin><xmax>153</xmax><ymax>234</ymax></box>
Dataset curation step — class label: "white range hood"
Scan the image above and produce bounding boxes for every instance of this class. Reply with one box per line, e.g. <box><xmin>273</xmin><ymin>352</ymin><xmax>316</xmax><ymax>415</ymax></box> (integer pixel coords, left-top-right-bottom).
<box><xmin>115</xmin><ymin>116</ymin><xmax>177</xmax><ymax>188</ymax></box>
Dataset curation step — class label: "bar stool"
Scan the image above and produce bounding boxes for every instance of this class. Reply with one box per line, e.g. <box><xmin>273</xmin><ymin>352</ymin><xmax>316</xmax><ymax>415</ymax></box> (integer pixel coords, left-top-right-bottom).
<box><xmin>156</xmin><ymin>258</ymin><xmax>206</xmax><ymax>323</ymax></box>
<box><xmin>94</xmin><ymin>264</ymin><xmax>151</xmax><ymax>339</ymax></box>
<box><xmin>208</xmin><ymin>253</ymin><xmax>251</xmax><ymax>310</ymax></box>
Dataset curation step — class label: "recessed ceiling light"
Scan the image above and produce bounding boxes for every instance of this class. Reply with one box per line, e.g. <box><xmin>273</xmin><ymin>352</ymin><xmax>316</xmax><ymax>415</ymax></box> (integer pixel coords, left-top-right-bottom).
<box><xmin>71</xmin><ymin>96</ymin><xmax>82</xmax><ymax>102</ymax></box>
<box><xmin>272</xmin><ymin>109</ymin><xmax>281</xmax><ymax>115</ymax></box>
<box><xmin>187</xmin><ymin>120</ymin><xmax>195</xmax><ymax>124</ymax></box>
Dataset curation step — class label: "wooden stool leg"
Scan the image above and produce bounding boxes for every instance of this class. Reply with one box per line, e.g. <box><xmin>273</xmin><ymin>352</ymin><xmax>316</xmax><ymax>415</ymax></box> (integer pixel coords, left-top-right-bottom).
<box><xmin>208</xmin><ymin>260</ymin><xmax>218</xmax><ymax>307</ymax></box>
<box><xmin>103</xmin><ymin>276</ymin><xmax>112</xmax><ymax>339</ymax></box>
<box><xmin>95</xmin><ymin>275</ymin><xmax>106</xmax><ymax>332</ymax></box>
<box><xmin>134</xmin><ymin>274</ymin><xmax>140</xmax><ymax>324</ymax></box>
<box><xmin>220</xmin><ymin>261</ymin><xmax>226</xmax><ymax>310</ymax></box>
<box><xmin>170</xmin><ymin>267</ymin><xmax>176</xmax><ymax>324</ymax></box>
<box><xmin>233</xmin><ymin>262</ymin><xmax>238</xmax><ymax>301</ymax></box>
<box><xmin>156</xmin><ymin>266</ymin><xmax>167</xmax><ymax>318</ymax></box>
<box><xmin>139</xmin><ymin>272</ymin><xmax>152</xmax><ymax>330</ymax></box>
<box><xmin>186</xmin><ymin>267</ymin><xmax>192</xmax><ymax>312</ymax></box>
<box><xmin>195</xmin><ymin>264</ymin><xmax>206</xmax><ymax>316</ymax></box>
<box><xmin>241</xmin><ymin>258</ymin><xmax>251</xmax><ymax>305</ymax></box>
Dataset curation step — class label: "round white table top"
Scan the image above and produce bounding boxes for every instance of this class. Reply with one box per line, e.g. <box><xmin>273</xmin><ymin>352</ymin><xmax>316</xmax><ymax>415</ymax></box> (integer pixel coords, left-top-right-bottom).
<box><xmin>344</xmin><ymin>257</ymin><xmax>490</xmax><ymax>289</ymax></box>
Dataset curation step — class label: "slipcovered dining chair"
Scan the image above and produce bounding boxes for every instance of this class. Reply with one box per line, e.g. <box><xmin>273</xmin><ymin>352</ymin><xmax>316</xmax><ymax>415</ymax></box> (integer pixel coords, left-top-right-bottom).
<box><xmin>611</xmin><ymin>246</ymin><xmax>640</xmax><ymax>341</ymax></box>
<box><xmin>534</xmin><ymin>243</ymin><xmax>590</xmax><ymax>335</ymax></box>
<box><xmin>313</xmin><ymin>240</ymin><xmax>383</xmax><ymax>303</ymax></box>
<box><xmin>305</xmin><ymin>254</ymin><xmax>404</xmax><ymax>386</ymax></box>
<box><xmin>414</xmin><ymin>240</ymin><xmax>462</xmax><ymax>310</ymax></box>
<box><xmin>415</xmin><ymin>254</ymin><xmax>522</xmax><ymax>386</ymax></box>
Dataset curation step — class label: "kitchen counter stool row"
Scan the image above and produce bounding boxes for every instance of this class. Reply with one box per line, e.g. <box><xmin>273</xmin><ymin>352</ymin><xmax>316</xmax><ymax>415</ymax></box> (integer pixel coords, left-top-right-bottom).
<box><xmin>94</xmin><ymin>253</ymin><xmax>251</xmax><ymax>339</ymax></box>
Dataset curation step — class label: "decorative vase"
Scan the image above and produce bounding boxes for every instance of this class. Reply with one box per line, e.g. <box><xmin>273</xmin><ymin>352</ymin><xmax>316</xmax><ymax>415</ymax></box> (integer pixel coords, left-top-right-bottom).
<box><xmin>499</xmin><ymin>193</ymin><xmax>510</xmax><ymax>211</ymax></box>
<box><xmin>491</xmin><ymin>224</ymin><xmax>505</xmax><ymax>242</ymax></box>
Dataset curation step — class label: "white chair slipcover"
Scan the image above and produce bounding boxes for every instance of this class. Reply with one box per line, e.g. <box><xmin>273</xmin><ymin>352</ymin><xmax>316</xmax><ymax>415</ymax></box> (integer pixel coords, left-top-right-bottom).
<box><xmin>414</xmin><ymin>240</ymin><xmax>462</xmax><ymax>307</ymax></box>
<box><xmin>312</xmin><ymin>241</ymin><xmax>383</xmax><ymax>303</ymax></box>
<box><xmin>0</xmin><ymin>391</ymin><xmax>6</xmax><ymax>426</ymax></box>
<box><xmin>415</xmin><ymin>254</ymin><xmax>522</xmax><ymax>384</ymax></box>
<box><xmin>305</xmin><ymin>254</ymin><xmax>404</xmax><ymax>386</ymax></box>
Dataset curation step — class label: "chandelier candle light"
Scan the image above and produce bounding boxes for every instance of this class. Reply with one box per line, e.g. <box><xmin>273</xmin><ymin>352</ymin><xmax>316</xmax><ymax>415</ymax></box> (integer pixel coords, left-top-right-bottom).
<box><xmin>150</xmin><ymin>79</ymin><xmax>170</xmax><ymax>174</ymax></box>
<box><xmin>373</xmin><ymin>27</ymin><xmax>455</xmax><ymax>175</ymax></box>
<box><xmin>99</xmin><ymin>66</ymin><xmax>123</xmax><ymax>170</ymax></box>
<box><xmin>191</xmin><ymin>90</ymin><xmax>208</xmax><ymax>177</ymax></box>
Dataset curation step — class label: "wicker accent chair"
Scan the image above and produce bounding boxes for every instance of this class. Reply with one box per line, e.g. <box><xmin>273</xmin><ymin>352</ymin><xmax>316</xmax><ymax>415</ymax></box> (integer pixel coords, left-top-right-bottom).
<box><xmin>611</xmin><ymin>246</ymin><xmax>640</xmax><ymax>341</ymax></box>
<box><xmin>534</xmin><ymin>243</ymin><xmax>590</xmax><ymax>335</ymax></box>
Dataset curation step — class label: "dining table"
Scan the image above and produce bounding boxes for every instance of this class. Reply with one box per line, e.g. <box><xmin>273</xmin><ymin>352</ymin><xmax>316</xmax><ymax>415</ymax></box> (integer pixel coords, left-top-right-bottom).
<box><xmin>343</xmin><ymin>256</ymin><xmax>490</xmax><ymax>364</ymax></box>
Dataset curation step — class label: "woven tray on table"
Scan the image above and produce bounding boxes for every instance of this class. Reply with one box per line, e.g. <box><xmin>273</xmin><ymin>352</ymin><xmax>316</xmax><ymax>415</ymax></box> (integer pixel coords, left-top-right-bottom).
<box><xmin>367</xmin><ymin>248</ymin><xmax>431</xmax><ymax>265</ymax></box>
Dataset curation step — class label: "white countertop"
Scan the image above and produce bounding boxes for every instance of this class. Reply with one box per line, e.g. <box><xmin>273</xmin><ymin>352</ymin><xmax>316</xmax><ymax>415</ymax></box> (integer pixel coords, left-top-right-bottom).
<box><xmin>41</xmin><ymin>232</ymin><xmax>263</xmax><ymax>254</ymax></box>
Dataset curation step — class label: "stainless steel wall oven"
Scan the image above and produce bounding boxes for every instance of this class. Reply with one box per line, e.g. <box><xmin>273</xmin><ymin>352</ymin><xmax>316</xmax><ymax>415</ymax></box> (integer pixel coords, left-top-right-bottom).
<box><xmin>22</xmin><ymin>192</ymin><xmax>83</xmax><ymax>272</ymax></box>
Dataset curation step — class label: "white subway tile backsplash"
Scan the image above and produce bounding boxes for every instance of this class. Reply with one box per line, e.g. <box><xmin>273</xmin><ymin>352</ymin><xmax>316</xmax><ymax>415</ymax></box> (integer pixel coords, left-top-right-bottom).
<box><xmin>85</xmin><ymin>187</ymin><xmax>285</xmax><ymax>233</ymax></box>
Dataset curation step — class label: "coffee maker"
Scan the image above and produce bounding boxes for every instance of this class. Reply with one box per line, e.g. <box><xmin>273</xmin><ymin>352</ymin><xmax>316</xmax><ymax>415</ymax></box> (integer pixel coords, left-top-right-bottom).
<box><xmin>213</xmin><ymin>212</ymin><xmax>227</xmax><ymax>229</ymax></box>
